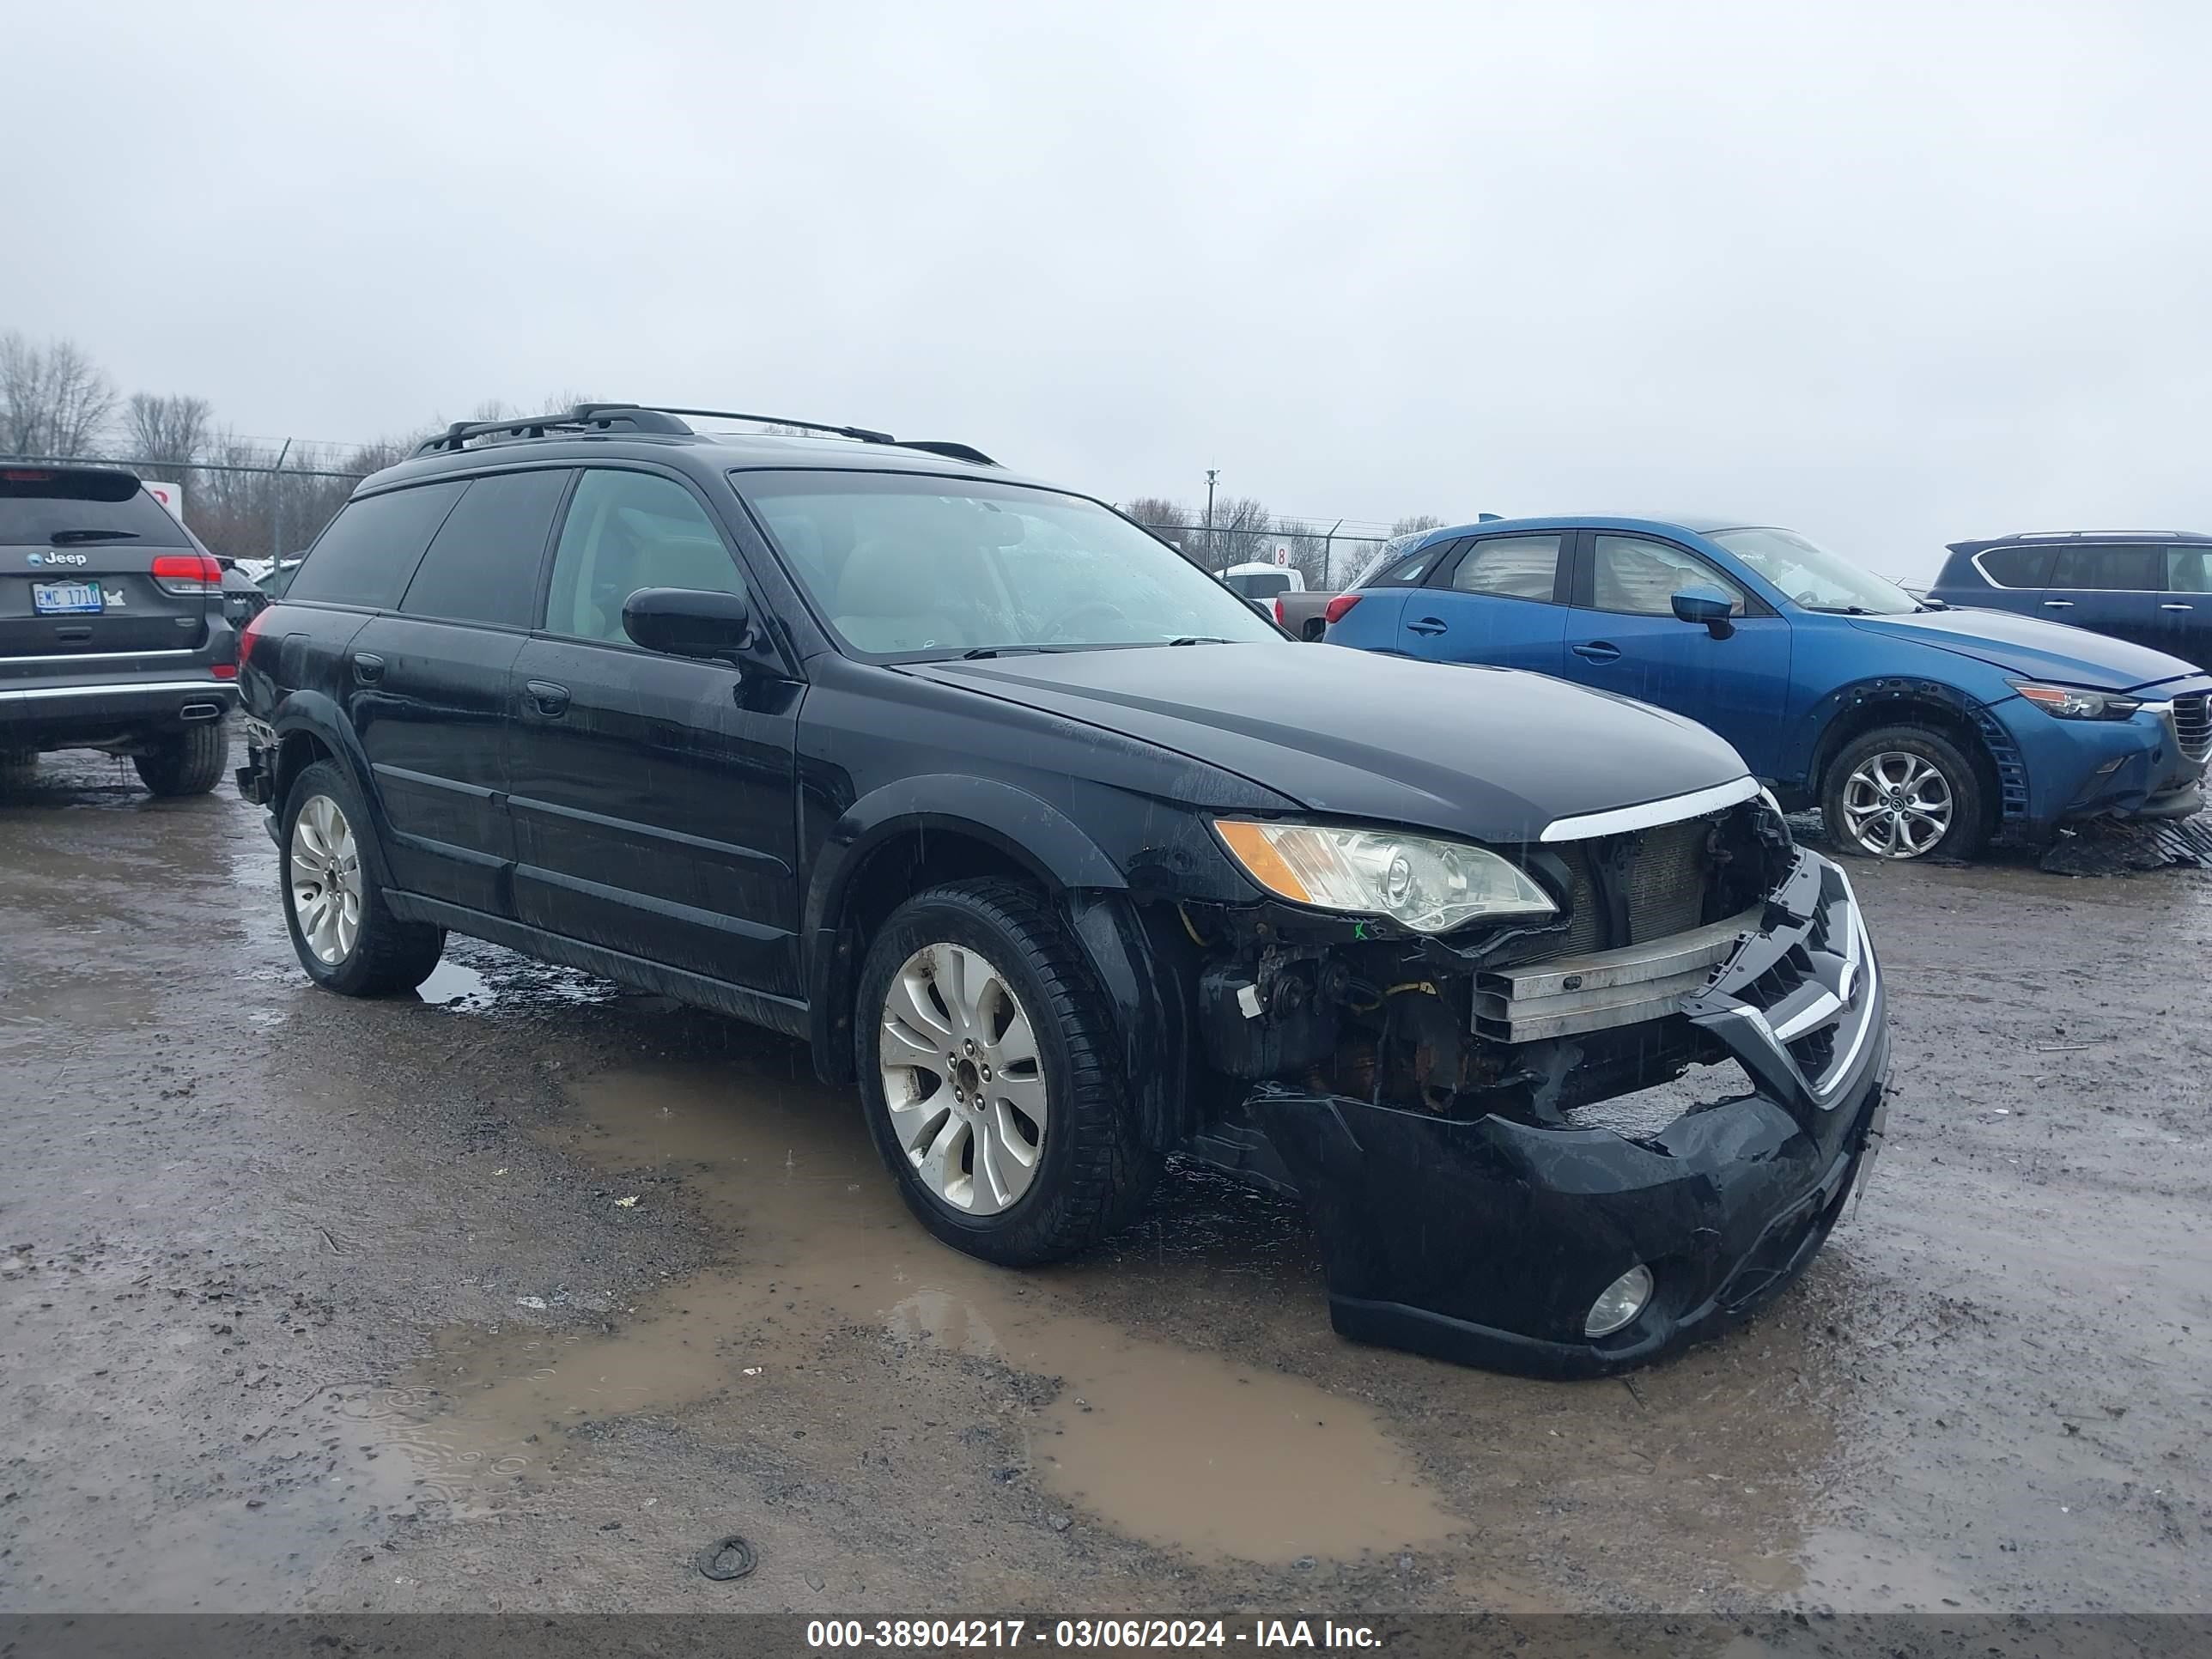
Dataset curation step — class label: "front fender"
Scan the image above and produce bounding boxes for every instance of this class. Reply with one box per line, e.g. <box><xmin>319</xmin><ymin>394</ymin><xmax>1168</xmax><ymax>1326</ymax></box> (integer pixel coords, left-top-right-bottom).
<box><xmin>1790</xmin><ymin>673</ymin><xmax>1997</xmax><ymax>789</ymax></box>
<box><xmin>803</xmin><ymin>774</ymin><xmax>1129</xmax><ymax>1083</ymax></box>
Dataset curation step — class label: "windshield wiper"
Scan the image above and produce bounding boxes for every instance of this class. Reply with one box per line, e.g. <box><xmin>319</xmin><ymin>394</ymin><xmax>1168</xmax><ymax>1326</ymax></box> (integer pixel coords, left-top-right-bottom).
<box><xmin>1164</xmin><ymin>635</ymin><xmax>1231</xmax><ymax>646</ymax></box>
<box><xmin>959</xmin><ymin>644</ymin><xmax>1060</xmax><ymax>659</ymax></box>
<box><xmin>1803</xmin><ymin>604</ymin><xmax>1875</xmax><ymax>615</ymax></box>
<box><xmin>49</xmin><ymin>528</ymin><xmax>142</xmax><ymax>545</ymax></box>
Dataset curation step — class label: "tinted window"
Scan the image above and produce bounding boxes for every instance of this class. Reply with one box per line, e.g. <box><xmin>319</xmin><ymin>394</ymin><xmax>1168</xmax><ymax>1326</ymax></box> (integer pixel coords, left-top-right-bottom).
<box><xmin>2052</xmin><ymin>544</ymin><xmax>2163</xmax><ymax>591</ymax></box>
<box><xmin>1977</xmin><ymin>545</ymin><xmax>2055</xmax><ymax>588</ymax></box>
<box><xmin>545</xmin><ymin>470</ymin><xmax>743</xmax><ymax>644</ymax></box>
<box><xmin>0</xmin><ymin>468</ymin><xmax>191</xmax><ymax>547</ymax></box>
<box><xmin>1591</xmin><ymin>535</ymin><xmax>1747</xmax><ymax>616</ymax></box>
<box><xmin>2168</xmin><ymin>547</ymin><xmax>2212</xmax><ymax>595</ymax></box>
<box><xmin>398</xmin><ymin>470</ymin><xmax>568</xmax><ymax>628</ymax></box>
<box><xmin>286</xmin><ymin>483</ymin><xmax>466</xmax><ymax>610</ymax></box>
<box><xmin>1447</xmin><ymin>533</ymin><xmax>1560</xmax><ymax>600</ymax></box>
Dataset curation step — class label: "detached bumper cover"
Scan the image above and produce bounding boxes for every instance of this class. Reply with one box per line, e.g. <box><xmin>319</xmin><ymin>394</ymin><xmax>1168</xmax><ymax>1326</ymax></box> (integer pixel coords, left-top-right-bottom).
<box><xmin>1249</xmin><ymin>850</ymin><xmax>1889</xmax><ymax>1379</ymax></box>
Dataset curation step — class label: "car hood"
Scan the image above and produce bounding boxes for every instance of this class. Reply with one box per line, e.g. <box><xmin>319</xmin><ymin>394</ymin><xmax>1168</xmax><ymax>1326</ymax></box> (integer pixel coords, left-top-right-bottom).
<box><xmin>906</xmin><ymin>643</ymin><xmax>1751</xmax><ymax>844</ymax></box>
<box><xmin>1847</xmin><ymin>608</ymin><xmax>2200</xmax><ymax>691</ymax></box>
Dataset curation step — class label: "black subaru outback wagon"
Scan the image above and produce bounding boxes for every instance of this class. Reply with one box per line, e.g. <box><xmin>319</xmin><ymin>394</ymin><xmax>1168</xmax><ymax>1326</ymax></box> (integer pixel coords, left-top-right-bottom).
<box><xmin>236</xmin><ymin>403</ymin><xmax>1890</xmax><ymax>1377</ymax></box>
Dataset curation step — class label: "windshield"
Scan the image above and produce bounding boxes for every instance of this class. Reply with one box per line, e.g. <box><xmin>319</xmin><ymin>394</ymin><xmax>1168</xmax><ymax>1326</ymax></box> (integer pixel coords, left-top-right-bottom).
<box><xmin>734</xmin><ymin>471</ymin><xmax>1281</xmax><ymax>658</ymax></box>
<box><xmin>1707</xmin><ymin>526</ymin><xmax>1917</xmax><ymax>616</ymax></box>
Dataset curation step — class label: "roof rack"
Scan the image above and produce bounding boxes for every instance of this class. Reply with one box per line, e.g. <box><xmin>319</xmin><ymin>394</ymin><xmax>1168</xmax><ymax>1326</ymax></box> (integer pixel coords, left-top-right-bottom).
<box><xmin>412</xmin><ymin>401</ymin><xmax>997</xmax><ymax>466</ymax></box>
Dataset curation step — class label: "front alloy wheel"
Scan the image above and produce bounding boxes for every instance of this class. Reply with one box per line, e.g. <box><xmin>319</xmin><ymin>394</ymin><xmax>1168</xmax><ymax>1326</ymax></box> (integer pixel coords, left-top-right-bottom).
<box><xmin>289</xmin><ymin>793</ymin><xmax>363</xmax><ymax>963</ymax></box>
<box><xmin>1838</xmin><ymin>750</ymin><xmax>1954</xmax><ymax>858</ymax></box>
<box><xmin>879</xmin><ymin>943</ymin><xmax>1048</xmax><ymax>1215</ymax></box>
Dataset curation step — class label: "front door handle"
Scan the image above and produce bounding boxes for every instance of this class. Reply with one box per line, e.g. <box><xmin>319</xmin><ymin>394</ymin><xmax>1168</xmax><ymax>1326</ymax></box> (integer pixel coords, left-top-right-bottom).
<box><xmin>1406</xmin><ymin>617</ymin><xmax>1448</xmax><ymax>636</ymax></box>
<box><xmin>2160</xmin><ymin>603</ymin><xmax>2194</xmax><ymax>612</ymax></box>
<box><xmin>525</xmin><ymin>679</ymin><xmax>571</xmax><ymax>718</ymax></box>
<box><xmin>2042</xmin><ymin>599</ymin><xmax>2075</xmax><ymax>610</ymax></box>
<box><xmin>351</xmin><ymin>653</ymin><xmax>385</xmax><ymax>684</ymax></box>
<box><xmin>1571</xmin><ymin>641</ymin><xmax>1621</xmax><ymax>664</ymax></box>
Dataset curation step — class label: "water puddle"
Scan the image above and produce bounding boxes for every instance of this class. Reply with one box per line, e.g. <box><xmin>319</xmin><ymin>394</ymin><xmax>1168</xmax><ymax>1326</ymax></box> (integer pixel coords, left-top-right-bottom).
<box><xmin>362</xmin><ymin>1060</ymin><xmax>1458</xmax><ymax>1564</ymax></box>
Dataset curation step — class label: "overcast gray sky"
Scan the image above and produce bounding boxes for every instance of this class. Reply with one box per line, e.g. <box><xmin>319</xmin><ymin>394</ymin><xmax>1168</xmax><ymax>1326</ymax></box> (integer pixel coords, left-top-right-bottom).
<box><xmin>11</xmin><ymin>2</ymin><xmax>2211</xmax><ymax>577</ymax></box>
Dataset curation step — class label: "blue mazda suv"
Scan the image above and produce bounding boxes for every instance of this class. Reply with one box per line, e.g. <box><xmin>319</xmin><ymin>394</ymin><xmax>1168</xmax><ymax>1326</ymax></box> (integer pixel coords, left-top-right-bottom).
<box><xmin>1322</xmin><ymin>516</ymin><xmax>2212</xmax><ymax>859</ymax></box>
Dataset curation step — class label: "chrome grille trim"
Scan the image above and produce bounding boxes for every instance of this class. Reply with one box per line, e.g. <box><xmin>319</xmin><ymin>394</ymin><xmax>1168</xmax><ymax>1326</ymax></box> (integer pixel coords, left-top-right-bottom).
<box><xmin>2171</xmin><ymin>693</ymin><xmax>2210</xmax><ymax>764</ymax></box>
<box><xmin>1539</xmin><ymin>775</ymin><xmax>1759</xmax><ymax>842</ymax></box>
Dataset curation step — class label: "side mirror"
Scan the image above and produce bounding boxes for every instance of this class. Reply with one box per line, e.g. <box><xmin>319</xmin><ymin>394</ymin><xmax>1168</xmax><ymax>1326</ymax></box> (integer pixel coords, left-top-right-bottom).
<box><xmin>1671</xmin><ymin>586</ymin><xmax>1737</xmax><ymax>640</ymax></box>
<box><xmin>623</xmin><ymin>586</ymin><xmax>753</xmax><ymax>662</ymax></box>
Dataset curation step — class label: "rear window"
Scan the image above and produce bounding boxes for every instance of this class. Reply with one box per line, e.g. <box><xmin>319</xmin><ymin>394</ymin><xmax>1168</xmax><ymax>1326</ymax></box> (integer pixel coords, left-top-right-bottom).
<box><xmin>285</xmin><ymin>482</ymin><xmax>466</xmax><ymax>610</ymax></box>
<box><xmin>398</xmin><ymin>469</ymin><xmax>569</xmax><ymax>628</ymax></box>
<box><xmin>1222</xmin><ymin>569</ymin><xmax>1295</xmax><ymax>599</ymax></box>
<box><xmin>0</xmin><ymin>468</ymin><xmax>191</xmax><ymax>547</ymax></box>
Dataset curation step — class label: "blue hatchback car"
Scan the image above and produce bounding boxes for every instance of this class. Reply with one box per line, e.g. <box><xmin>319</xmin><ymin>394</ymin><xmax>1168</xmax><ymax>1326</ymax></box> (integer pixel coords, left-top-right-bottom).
<box><xmin>1323</xmin><ymin>516</ymin><xmax>2212</xmax><ymax>860</ymax></box>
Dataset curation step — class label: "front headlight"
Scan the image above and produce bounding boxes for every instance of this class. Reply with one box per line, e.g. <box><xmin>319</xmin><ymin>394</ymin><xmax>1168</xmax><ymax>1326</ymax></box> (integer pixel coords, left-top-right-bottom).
<box><xmin>2009</xmin><ymin>680</ymin><xmax>2142</xmax><ymax>721</ymax></box>
<box><xmin>1212</xmin><ymin>819</ymin><xmax>1557</xmax><ymax>934</ymax></box>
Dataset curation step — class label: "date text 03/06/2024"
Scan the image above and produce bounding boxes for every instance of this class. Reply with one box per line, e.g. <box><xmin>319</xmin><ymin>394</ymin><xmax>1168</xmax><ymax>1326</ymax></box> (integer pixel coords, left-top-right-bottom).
<box><xmin>805</xmin><ymin>1619</ymin><xmax>1382</xmax><ymax>1649</ymax></box>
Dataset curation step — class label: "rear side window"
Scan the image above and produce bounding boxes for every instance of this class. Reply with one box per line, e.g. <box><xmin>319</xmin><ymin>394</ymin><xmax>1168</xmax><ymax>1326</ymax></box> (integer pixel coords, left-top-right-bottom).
<box><xmin>1975</xmin><ymin>545</ymin><xmax>2055</xmax><ymax>588</ymax></box>
<box><xmin>1446</xmin><ymin>533</ymin><xmax>1562</xmax><ymax>601</ymax></box>
<box><xmin>2051</xmin><ymin>544</ymin><xmax>2163</xmax><ymax>591</ymax></box>
<box><xmin>398</xmin><ymin>470</ymin><xmax>569</xmax><ymax>628</ymax></box>
<box><xmin>286</xmin><ymin>482</ymin><xmax>466</xmax><ymax>610</ymax></box>
<box><xmin>0</xmin><ymin>468</ymin><xmax>191</xmax><ymax>547</ymax></box>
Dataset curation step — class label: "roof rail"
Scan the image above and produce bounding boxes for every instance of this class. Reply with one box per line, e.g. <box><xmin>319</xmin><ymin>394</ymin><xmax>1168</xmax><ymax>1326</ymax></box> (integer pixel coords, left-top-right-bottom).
<box><xmin>413</xmin><ymin>402</ymin><xmax>692</xmax><ymax>455</ymax></box>
<box><xmin>410</xmin><ymin>401</ymin><xmax>999</xmax><ymax>465</ymax></box>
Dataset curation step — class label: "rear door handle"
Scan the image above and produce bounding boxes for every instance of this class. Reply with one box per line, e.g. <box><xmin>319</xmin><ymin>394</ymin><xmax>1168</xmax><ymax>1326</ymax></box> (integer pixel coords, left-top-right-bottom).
<box><xmin>2161</xmin><ymin>603</ymin><xmax>2194</xmax><ymax>611</ymax></box>
<box><xmin>2042</xmin><ymin>599</ymin><xmax>2074</xmax><ymax>610</ymax></box>
<box><xmin>351</xmin><ymin>653</ymin><xmax>385</xmax><ymax>684</ymax></box>
<box><xmin>1571</xmin><ymin>641</ymin><xmax>1621</xmax><ymax>663</ymax></box>
<box><xmin>526</xmin><ymin>679</ymin><xmax>571</xmax><ymax>718</ymax></box>
<box><xmin>1406</xmin><ymin>617</ymin><xmax>1448</xmax><ymax>636</ymax></box>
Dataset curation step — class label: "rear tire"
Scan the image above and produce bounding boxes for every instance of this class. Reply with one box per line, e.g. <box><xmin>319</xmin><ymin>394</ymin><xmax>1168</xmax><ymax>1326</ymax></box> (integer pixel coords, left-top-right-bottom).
<box><xmin>134</xmin><ymin>722</ymin><xmax>228</xmax><ymax>797</ymax></box>
<box><xmin>854</xmin><ymin>878</ymin><xmax>1158</xmax><ymax>1267</ymax></box>
<box><xmin>1820</xmin><ymin>725</ymin><xmax>1992</xmax><ymax>860</ymax></box>
<box><xmin>0</xmin><ymin>750</ymin><xmax>35</xmax><ymax>792</ymax></box>
<box><xmin>280</xmin><ymin>759</ymin><xmax>446</xmax><ymax>995</ymax></box>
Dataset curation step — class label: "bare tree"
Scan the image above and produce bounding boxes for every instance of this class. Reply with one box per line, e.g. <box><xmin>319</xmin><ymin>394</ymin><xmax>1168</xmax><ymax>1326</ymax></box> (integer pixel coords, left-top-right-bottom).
<box><xmin>0</xmin><ymin>332</ymin><xmax>118</xmax><ymax>458</ymax></box>
<box><xmin>123</xmin><ymin>392</ymin><xmax>215</xmax><ymax>471</ymax></box>
<box><xmin>1390</xmin><ymin>513</ymin><xmax>1445</xmax><ymax>538</ymax></box>
<box><xmin>1197</xmin><ymin>495</ymin><xmax>1273</xmax><ymax>570</ymax></box>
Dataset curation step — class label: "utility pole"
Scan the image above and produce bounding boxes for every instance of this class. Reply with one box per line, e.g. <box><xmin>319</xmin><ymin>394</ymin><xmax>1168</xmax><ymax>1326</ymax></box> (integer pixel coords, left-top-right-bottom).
<box><xmin>270</xmin><ymin>437</ymin><xmax>293</xmax><ymax>563</ymax></box>
<box><xmin>1203</xmin><ymin>469</ymin><xmax>1218</xmax><ymax>565</ymax></box>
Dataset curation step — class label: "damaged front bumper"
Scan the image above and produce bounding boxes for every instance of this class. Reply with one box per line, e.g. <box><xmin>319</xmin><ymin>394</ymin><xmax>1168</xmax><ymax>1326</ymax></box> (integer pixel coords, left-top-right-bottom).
<box><xmin>1245</xmin><ymin>850</ymin><xmax>1888</xmax><ymax>1379</ymax></box>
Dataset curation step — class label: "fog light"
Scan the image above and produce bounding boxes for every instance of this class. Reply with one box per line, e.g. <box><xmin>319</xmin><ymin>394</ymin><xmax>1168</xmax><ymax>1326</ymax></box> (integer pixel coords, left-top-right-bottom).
<box><xmin>1585</xmin><ymin>1265</ymin><xmax>1654</xmax><ymax>1338</ymax></box>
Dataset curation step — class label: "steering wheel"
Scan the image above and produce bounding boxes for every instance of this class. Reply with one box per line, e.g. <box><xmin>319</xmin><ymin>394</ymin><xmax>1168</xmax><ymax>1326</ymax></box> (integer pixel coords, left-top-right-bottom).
<box><xmin>1042</xmin><ymin>599</ymin><xmax>1132</xmax><ymax>641</ymax></box>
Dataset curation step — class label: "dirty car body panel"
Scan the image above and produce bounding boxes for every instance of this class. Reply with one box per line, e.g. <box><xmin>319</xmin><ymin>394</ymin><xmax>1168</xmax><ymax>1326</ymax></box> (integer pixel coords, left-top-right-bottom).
<box><xmin>235</xmin><ymin>408</ymin><xmax>1890</xmax><ymax>1377</ymax></box>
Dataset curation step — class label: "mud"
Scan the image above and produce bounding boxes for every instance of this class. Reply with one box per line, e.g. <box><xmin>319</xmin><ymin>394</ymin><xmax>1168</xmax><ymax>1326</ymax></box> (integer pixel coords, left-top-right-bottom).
<box><xmin>2</xmin><ymin>744</ymin><xmax>2208</xmax><ymax>1614</ymax></box>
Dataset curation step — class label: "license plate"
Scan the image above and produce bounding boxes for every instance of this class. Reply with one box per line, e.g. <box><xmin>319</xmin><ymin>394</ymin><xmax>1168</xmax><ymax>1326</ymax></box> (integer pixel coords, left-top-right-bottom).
<box><xmin>32</xmin><ymin>580</ymin><xmax>103</xmax><ymax>615</ymax></box>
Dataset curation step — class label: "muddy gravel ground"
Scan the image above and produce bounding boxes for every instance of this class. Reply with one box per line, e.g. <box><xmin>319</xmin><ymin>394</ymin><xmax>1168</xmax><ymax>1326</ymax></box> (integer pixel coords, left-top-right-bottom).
<box><xmin>1</xmin><ymin>742</ymin><xmax>2206</xmax><ymax>1619</ymax></box>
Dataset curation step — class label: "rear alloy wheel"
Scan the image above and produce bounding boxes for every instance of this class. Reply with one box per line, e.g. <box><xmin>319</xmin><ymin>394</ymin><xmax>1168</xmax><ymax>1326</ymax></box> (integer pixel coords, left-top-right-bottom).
<box><xmin>134</xmin><ymin>721</ymin><xmax>228</xmax><ymax>797</ymax></box>
<box><xmin>279</xmin><ymin>759</ymin><xmax>446</xmax><ymax>995</ymax></box>
<box><xmin>1822</xmin><ymin>726</ymin><xmax>1990</xmax><ymax>860</ymax></box>
<box><xmin>855</xmin><ymin>879</ymin><xmax>1157</xmax><ymax>1266</ymax></box>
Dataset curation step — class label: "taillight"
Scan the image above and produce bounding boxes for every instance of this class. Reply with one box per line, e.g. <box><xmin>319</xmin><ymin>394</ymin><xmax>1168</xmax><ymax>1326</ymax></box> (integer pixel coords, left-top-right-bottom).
<box><xmin>1273</xmin><ymin>597</ymin><xmax>1286</xmax><ymax>626</ymax></box>
<box><xmin>1323</xmin><ymin>592</ymin><xmax>1364</xmax><ymax>626</ymax></box>
<box><xmin>151</xmin><ymin>553</ymin><xmax>223</xmax><ymax>595</ymax></box>
<box><xmin>237</xmin><ymin>608</ymin><xmax>269</xmax><ymax>668</ymax></box>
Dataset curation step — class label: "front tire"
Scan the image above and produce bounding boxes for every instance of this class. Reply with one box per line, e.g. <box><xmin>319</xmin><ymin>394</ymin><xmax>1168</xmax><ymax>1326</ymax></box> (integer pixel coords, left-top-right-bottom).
<box><xmin>1821</xmin><ymin>725</ymin><xmax>1992</xmax><ymax>860</ymax></box>
<box><xmin>280</xmin><ymin>760</ymin><xmax>446</xmax><ymax>995</ymax></box>
<box><xmin>855</xmin><ymin>879</ymin><xmax>1158</xmax><ymax>1267</ymax></box>
<box><xmin>133</xmin><ymin>722</ymin><xmax>228</xmax><ymax>796</ymax></box>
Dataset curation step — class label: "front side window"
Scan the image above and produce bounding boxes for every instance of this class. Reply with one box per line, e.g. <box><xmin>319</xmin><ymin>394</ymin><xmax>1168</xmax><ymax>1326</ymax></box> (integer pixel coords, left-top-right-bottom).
<box><xmin>398</xmin><ymin>469</ymin><xmax>569</xmax><ymax>628</ymax></box>
<box><xmin>735</xmin><ymin>471</ymin><xmax>1279</xmax><ymax>659</ymax></box>
<box><xmin>544</xmin><ymin>470</ymin><xmax>744</xmax><ymax>645</ymax></box>
<box><xmin>2168</xmin><ymin>547</ymin><xmax>2212</xmax><ymax>596</ymax></box>
<box><xmin>1705</xmin><ymin>526</ymin><xmax>1912</xmax><ymax>615</ymax></box>
<box><xmin>1590</xmin><ymin>535</ymin><xmax>1747</xmax><ymax>617</ymax></box>
<box><xmin>2051</xmin><ymin>544</ymin><xmax>2163</xmax><ymax>592</ymax></box>
<box><xmin>285</xmin><ymin>482</ymin><xmax>466</xmax><ymax>610</ymax></box>
<box><xmin>1448</xmin><ymin>534</ymin><xmax>1561</xmax><ymax>601</ymax></box>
